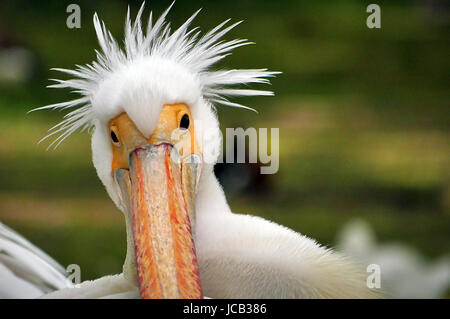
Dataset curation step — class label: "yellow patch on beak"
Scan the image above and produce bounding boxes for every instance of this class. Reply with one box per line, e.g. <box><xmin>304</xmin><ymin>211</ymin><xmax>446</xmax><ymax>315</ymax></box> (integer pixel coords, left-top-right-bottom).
<box><xmin>109</xmin><ymin>103</ymin><xmax>199</xmax><ymax>174</ymax></box>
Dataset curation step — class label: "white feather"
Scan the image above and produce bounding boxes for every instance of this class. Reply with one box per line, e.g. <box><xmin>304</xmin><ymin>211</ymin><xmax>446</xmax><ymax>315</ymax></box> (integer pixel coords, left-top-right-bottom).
<box><xmin>31</xmin><ymin>2</ymin><xmax>279</xmax><ymax>148</ymax></box>
<box><xmin>0</xmin><ymin>222</ymin><xmax>72</xmax><ymax>298</ymax></box>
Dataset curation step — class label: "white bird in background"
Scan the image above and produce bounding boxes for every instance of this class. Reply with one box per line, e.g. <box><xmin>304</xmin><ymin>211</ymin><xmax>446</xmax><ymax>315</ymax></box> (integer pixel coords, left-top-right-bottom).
<box><xmin>0</xmin><ymin>3</ymin><xmax>374</xmax><ymax>299</ymax></box>
<box><xmin>337</xmin><ymin>220</ymin><xmax>450</xmax><ymax>299</ymax></box>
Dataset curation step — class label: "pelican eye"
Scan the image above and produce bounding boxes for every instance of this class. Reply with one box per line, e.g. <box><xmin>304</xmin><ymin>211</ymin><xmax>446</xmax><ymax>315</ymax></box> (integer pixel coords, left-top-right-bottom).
<box><xmin>180</xmin><ymin>114</ymin><xmax>190</xmax><ymax>129</ymax></box>
<box><xmin>110</xmin><ymin>129</ymin><xmax>120</xmax><ymax>145</ymax></box>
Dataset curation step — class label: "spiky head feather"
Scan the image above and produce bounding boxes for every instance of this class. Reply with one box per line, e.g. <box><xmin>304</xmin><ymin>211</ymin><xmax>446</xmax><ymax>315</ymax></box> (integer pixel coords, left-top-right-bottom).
<box><xmin>32</xmin><ymin>2</ymin><xmax>278</xmax><ymax>149</ymax></box>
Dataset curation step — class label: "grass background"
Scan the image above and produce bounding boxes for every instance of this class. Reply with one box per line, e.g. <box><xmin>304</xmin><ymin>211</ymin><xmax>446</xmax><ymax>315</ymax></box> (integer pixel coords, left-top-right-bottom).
<box><xmin>0</xmin><ymin>0</ymin><xmax>448</xmax><ymax>281</ymax></box>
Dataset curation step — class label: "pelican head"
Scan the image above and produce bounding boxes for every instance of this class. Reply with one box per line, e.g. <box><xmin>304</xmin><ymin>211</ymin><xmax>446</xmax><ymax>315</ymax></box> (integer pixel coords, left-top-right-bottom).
<box><xmin>32</xmin><ymin>3</ymin><xmax>277</xmax><ymax>299</ymax></box>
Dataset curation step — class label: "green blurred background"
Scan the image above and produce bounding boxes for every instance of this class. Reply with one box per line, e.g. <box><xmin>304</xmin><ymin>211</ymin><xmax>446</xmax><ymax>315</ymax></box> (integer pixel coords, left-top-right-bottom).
<box><xmin>0</xmin><ymin>0</ymin><xmax>448</xmax><ymax>283</ymax></box>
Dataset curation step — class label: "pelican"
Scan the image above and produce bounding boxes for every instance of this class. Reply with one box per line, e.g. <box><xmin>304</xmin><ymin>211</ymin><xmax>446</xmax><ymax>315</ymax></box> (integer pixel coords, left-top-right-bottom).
<box><xmin>338</xmin><ymin>220</ymin><xmax>450</xmax><ymax>298</ymax></box>
<box><xmin>0</xmin><ymin>3</ymin><xmax>374</xmax><ymax>299</ymax></box>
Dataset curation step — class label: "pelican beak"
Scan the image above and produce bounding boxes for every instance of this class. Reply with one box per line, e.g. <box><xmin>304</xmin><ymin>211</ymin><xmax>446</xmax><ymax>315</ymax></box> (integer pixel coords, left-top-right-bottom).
<box><xmin>111</xmin><ymin>104</ymin><xmax>203</xmax><ymax>299</ymax></box>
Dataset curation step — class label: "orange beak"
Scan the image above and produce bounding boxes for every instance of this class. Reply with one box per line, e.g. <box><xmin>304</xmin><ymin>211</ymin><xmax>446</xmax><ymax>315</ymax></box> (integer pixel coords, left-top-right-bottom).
<box><xmin>112</xmin><ymin>104</ymin><xmax>203</xmax><ymax>299</ymax></box>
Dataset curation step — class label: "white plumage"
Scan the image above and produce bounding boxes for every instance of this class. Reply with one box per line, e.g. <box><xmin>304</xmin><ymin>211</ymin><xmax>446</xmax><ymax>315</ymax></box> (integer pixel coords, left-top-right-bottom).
<box><xmin>0</xmin><ymin>222</ymin><xmax>72</xmax><ymax>298</ymax></box>
<box><xmin>1</xmin><ymin>3</ymin><xmax>374</xmax><ymax>299</ymax></box>
<box><xmin>32</xmin><ymin>2</ymin><xmax>276</xmax><ymax>149</ymax></box>
<box><xmin>338</xmin><ymin>220</ymin><xmax>450</xmax><ymax>299</ymax></box>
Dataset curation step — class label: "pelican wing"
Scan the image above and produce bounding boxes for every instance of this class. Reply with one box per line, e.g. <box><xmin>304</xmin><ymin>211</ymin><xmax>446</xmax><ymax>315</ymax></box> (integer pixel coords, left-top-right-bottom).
<box><xmin>41</xmin><ymin>274</ymin><xmax>139</xmax><ymax>299</ymax></box>
<box><xmin>0</xmin><ymin>222</ymin><xmax>73</xmax><ymax>298</ymax></box>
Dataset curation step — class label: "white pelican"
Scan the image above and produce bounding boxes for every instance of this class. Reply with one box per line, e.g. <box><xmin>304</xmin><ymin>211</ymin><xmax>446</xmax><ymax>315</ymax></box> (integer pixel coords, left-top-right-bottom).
<box><xmin>337</xmin><ymin>220</ymin><xmax>450</xmax><ymax>298</ymax></box>
<box><xmin>0</xmin><ymin>3</ymin><xmax>374</xmax><ymax>299</ymax></box>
